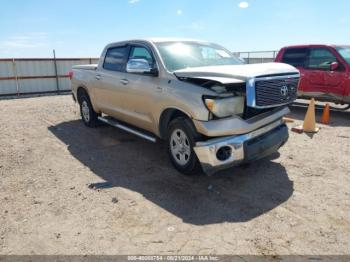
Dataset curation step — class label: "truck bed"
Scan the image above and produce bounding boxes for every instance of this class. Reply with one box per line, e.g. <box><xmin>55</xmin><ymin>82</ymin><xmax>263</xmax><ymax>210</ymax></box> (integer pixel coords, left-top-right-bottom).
<box><xmin>73</xmin><ymin>64</ymin><xmax>98</xmax><ymax>70</ymax></box>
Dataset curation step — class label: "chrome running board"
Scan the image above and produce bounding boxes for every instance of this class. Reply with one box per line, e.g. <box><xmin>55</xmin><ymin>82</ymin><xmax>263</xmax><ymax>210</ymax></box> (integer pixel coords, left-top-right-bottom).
<box><xmin>98</xmin><ymin>116</ymin><xmax>157</xmax><ymax>143</ymax></box>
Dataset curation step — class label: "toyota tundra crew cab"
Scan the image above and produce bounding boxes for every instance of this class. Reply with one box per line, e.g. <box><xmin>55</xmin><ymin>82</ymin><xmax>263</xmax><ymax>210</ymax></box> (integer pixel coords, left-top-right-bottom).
<box><xmin>70</xmin><ymin>38</ymin><xmax>300</xmax><ymax>175</ymax></box>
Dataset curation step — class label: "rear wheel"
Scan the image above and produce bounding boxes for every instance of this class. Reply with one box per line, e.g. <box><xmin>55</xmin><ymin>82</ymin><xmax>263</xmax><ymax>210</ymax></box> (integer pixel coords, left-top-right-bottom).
<box><xmin>79</xmin><ymin>94</ymin><xmax>99</xmax><ymax>127</ymax></box>
<box><xmin>167</xmin><ymin>117</ymin><xmax>202</xmax><ymax>175</ymax></box>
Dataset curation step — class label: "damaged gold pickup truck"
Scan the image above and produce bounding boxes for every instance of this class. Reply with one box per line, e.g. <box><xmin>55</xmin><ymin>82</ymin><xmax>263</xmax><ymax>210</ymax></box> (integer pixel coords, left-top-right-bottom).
<box><xmin>70</xmin><ymin>38</ymin><xmax>300</xmax><ymax>175</ymax></box>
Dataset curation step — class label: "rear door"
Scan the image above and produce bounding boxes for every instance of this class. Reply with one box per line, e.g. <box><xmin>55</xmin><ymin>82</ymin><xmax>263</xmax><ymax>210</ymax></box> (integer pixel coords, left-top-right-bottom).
<box><xmin>96</xmin><ymin>45</ymin><xmax>130</xmax><ymax>118</ymax></box>
<box><xmin>280</xmin><ymin>48</ymin><xmax>310</xmax><ymax>94</ymax></box>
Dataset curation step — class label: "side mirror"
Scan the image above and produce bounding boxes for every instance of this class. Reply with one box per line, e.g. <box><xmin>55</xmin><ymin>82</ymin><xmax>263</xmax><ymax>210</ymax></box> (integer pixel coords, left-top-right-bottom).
<box><xmin>330</xmin><ymin>62</ymin><xmax>339</xmax><ymax>71</ymax></box>
<box><xmin>126</xmin><ymin>59</ymin><xmax>157</xmax><ymax>76</ymax></box>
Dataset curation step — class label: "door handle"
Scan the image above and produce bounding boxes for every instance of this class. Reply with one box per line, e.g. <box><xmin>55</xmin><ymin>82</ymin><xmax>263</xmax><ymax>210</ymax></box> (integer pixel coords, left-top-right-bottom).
<box><xmin>95</xmin><ymin>74</ymin><xmax>101</xmax><ymax>80</ymax></box>
<box><xmin>120</xmin><ymin>79</ymin><xmax>129</xmax><ymax>85</ymax></box>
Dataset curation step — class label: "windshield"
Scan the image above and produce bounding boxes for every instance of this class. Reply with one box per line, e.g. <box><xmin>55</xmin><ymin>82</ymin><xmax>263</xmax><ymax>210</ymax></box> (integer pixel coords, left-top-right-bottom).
<box><xmin>336</xmin><ymin>47</ymin><xmax>350</xmax><ymax>64</ymax></box>
<box><xmin>156</xmin><ymin>42</ymin><xmax>244</xmax><ymax>72</ymax></box>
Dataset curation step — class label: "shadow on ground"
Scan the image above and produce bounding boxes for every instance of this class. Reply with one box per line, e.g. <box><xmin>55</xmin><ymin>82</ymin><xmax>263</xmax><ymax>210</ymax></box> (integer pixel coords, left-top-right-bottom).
<box><xmin>49</xmin><ymin>120</ymin><xmax>293</xmax><ymax>225</ymax></box>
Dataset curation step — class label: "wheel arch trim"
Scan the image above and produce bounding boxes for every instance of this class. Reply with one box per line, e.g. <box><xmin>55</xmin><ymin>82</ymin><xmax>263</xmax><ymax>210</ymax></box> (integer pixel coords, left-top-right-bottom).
<box><xmin>158</xmin><ymin>107</ymin><xmax>193</xmax><ymax>139</ymax></box>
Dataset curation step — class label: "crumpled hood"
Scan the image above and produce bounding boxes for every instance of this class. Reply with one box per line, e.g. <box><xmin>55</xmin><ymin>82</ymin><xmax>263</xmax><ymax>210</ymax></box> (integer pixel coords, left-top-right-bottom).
<box><xmin>174</xmin><ymin>62</ymin><xmax>299</xmax><ymax>84</ymax></box>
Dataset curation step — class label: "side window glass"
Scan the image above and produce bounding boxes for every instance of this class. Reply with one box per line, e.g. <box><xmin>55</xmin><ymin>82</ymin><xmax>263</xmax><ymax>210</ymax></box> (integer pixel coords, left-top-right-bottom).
<box><xmin>281</xmin><ymin>48</ymin><xmax>308</xmax><ymax>68</ymax></box>
<box><xmin>103</xmin><ymin>46</ymin><xmax>128</xmax><ymax>71</ymax></box>
<box><xmin>307</xmin><ymin>48</ymin><xmax>337</xmax><ymax>70</ymax></box>
<box><xmin>129</xmin><ymin>47</ymin><xmax>154</xmax><ymax>67</ymax></box>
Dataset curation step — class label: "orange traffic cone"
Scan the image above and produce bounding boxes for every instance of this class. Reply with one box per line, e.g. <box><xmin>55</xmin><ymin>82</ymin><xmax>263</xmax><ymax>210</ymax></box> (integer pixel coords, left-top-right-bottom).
<box><xmin>303</xmin><ymin>98</ymin><xmax>319</xmax><ymax>133</ymax></box>
<box><xmin>320</xmin><ymin>103</ymin><xmax>330</xmax><ymax>125</ymax></box>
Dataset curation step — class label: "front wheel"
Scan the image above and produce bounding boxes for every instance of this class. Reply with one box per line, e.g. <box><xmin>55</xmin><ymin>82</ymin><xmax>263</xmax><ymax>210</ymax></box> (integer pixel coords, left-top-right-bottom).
<box><xmin>167</xmin><ymin>117</ymin><xmax>202</xmax><ymax>175</ymax></box>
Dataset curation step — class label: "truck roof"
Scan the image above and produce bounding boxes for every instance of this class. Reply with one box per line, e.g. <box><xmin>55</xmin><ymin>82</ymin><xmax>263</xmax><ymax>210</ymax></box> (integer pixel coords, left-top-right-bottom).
<box><xmin>146</xmin><ymin>37</ymin><xmax>209</xmax><ymax>43</ymax></box>
<box><xmin>281</xmin><ymin>44</ymin><xmax>350</xmax><ymax>49</ymax></box>
<box><xmin>107</xmin><ymin>37</ymin><xmax>212</xmax><ymax>46</ymax></box>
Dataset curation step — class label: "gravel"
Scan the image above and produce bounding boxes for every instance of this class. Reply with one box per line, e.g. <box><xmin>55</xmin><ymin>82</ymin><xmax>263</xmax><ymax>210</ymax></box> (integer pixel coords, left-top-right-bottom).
<box><xmin>0</xmin><ymin>95</ymin><xmax>349</xmax><ymax>255</ymax></box>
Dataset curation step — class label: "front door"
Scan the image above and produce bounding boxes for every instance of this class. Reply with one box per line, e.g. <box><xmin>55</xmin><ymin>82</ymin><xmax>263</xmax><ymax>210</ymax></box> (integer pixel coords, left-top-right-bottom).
<box><xmin>304</xmin><ymin>47</ymin><xmax>338</xmax><ymax>97</ymax></box>
<box><xmin>117</xmin><ymin>44</ymin><xmax>162</xmax><ymax>133</ymax></box>
<box><xmin>323</xmin><ymin>48</ymin><xmax>348</xmax><ymax>99</ymax></box>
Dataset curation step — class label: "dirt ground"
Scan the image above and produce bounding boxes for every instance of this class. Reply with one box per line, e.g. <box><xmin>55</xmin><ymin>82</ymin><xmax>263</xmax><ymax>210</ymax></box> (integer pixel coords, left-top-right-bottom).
<box><xmin>0</xmin><ymin>95</ymin><xmax>349</xmax><ymax>255</ymax></box>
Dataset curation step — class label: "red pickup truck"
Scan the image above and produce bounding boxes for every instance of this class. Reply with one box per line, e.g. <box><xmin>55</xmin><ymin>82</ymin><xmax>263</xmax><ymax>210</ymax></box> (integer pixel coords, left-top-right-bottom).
<box><xmin>275</xmin><ymin>45</ymin><xmax>350</xmax><ymax>106</ymax></box>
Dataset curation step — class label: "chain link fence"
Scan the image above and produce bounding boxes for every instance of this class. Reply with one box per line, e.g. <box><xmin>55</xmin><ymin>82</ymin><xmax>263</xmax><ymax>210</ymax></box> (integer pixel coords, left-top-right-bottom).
<box><xmin>0</xmin><ymin>58</ymin><xmax>98</xmax><ymax>97</ymax></box>
<box><xmin>233</xmin><ymin>51</ymin><xmax>278</xmax><ymax>64</ymax></box>
<box><xmin>0</xmin><ymin>50</ymin><xmax>281</xmax><ymax>97</ymax></box>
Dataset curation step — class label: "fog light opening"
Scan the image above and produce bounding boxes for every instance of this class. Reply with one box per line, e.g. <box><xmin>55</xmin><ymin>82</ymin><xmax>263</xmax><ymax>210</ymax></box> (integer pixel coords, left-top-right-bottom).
<box><xmin>216</xmin><ymin>146</ymin><xmax>232</xmax><ymax>161</ymax></box>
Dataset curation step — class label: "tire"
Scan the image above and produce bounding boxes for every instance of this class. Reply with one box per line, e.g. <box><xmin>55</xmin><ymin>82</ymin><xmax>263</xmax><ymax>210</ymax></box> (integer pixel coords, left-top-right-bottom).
<box><xmin>167</xmin><ymin>117</ymin><xmax>202</xmax><ymax>175</ymax></box>
<box><xmin>79</xmin><ymin>94</ymin><xmax>99</xmax><ymax>127</ymax></box>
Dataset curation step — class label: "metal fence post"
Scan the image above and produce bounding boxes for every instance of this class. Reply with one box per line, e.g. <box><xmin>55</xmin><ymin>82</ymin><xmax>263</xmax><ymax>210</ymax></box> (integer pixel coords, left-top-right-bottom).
<box><xmin>12</xmin><ymin>58</ymin><xmax>20</xmax><ymax>96</ymax></box>
<box><xmin>53</xmin><ymin>50</ymin><xmax>60</xmax><ymax>94</ymax></box>
<box><xmin>247</xmin><ymin>52</ymin><xmax>250</xmax><ymax>64</ymax></box>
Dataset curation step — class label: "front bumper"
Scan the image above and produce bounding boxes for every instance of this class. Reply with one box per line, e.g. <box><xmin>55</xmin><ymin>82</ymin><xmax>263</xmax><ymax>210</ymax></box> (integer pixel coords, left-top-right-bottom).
<box><xmin>193</xmin><ymin>120</ymin><xmax>288</xmax><ymax>175</ymax></box>
<box><xmin>193</xmin><ymin>106</ymin><xmax>290</xmax><ymax>137</ymax></box>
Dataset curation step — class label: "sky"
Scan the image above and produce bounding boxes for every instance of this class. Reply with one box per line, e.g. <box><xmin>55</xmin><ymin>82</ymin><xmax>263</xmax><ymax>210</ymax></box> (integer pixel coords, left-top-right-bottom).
<box><xmin>0</xmin><ymin>0</ymin><xmax>349</xmax><ymax>58</ymax></box>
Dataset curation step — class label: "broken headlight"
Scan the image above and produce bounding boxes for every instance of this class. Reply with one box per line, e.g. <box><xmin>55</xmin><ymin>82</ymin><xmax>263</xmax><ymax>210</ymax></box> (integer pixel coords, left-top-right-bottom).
<box><xmin>204</xmin><ymin>96</ymin><xmax>245</xmax><ymax>118</ymax></box>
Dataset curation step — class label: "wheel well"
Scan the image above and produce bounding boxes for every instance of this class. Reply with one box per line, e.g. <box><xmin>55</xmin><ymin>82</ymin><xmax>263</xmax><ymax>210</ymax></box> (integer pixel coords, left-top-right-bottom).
<box><xmin>159</xmin><ymin>108</ymin><xmax>191</xmax><ymax>139</ymax></box>
<box><xmin>77</xmin><ymin>87</ymin><xmax>88</xmax><ymax>104</ymax></box>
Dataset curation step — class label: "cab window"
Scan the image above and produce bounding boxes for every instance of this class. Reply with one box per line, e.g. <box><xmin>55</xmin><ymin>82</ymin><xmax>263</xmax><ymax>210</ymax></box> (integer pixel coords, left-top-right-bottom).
<box><xmin>129</xmin><ymin>46</ymin><xmax>154</xmax><ymax>67</ymax></box>
<box><xmin>281</xmin><ymin>48</ymin><xmax>308</xmax><ymax>68</ymax></box>
<box><xmin>306</xmin><ymin>48</ymin><xmax>337</xmax><ymax>70</ymax></box>
<box><xmin>103</xmin><ymin>46</ymin><xmax>129</xmax><ymax>71</ymax></box>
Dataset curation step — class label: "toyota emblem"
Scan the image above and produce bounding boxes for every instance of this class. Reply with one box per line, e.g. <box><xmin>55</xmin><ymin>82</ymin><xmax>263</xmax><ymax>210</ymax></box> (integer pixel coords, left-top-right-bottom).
<box><xmin>280</xmin><ymin>85</ymin><xmax>289</xmax><ymax>96</ymax></box>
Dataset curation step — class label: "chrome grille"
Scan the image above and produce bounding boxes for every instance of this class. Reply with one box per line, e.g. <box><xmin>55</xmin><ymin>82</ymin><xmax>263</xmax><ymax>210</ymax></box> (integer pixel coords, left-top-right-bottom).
<box><xmin>255</xmin><ymin>77</ymin><xmax>299</xmax><ymax>107</ymax></box>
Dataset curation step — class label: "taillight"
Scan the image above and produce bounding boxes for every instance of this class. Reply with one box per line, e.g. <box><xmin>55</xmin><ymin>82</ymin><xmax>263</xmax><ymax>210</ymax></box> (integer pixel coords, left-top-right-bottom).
<box><xmin>68</xmin><ymin>70</ymin><xmax>74</xmax><ymax>80</ymax></box>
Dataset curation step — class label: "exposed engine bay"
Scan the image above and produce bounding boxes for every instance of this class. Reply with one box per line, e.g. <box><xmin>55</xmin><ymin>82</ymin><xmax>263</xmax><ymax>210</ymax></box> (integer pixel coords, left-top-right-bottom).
<box><xmin>176</xmin><ymin>77</ymin><xmax>246</xmax><ymax>96</ymax></box>
<box><xmin>177</xmin><ymin>76</ymin><xmax>277</xmax><ymax>120</ymax></box>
